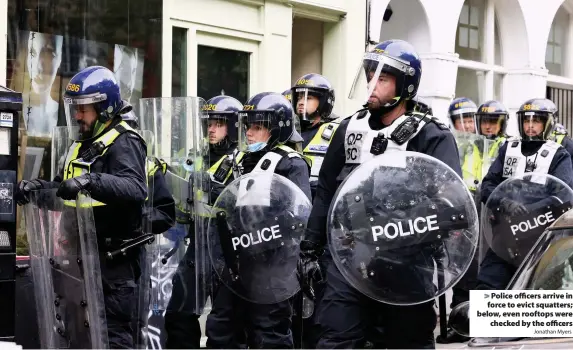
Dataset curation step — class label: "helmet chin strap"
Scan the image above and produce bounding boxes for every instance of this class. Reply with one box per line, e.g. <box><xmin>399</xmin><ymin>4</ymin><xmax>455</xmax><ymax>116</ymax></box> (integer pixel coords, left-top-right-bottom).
<box><xmin>368</xmin><ymin>96</ymin><xmax>402</xmax><ymax>116</ymax></box>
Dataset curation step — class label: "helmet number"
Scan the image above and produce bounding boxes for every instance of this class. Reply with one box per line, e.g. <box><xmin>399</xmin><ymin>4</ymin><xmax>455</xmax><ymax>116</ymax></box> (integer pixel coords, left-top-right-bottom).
<box><xmin>296</xmin><ymin>78</ymin><xmax>313</xmax><ymax>86</ymax></box>
<box><xmin>203</xmin><ymin>104</ymin><xmax>217</xmax><ymax>111</ymax></box>
<box><xmin>243</xmin><ymin>105</ymin><xmax>255</xmax><ymax>111</ymax></box>
<box><xmin>66</xmin><ymin>83</ymin><xmax>81</xmax><ymax>93</ymax></box>
<box><xmin>481</xmin><ymin>106</ymin><xmax>496</xmax><ymax>113</ymax></box>
<box><xmin>523</xmin><ymin>104</ymin><xmax>540</xmax><ymax>111</ymax></box>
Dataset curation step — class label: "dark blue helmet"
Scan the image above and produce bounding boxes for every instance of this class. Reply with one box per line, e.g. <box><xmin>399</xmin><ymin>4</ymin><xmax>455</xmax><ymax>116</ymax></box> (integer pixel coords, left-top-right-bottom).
<box><xmin>351</xmin><ymin>39</ymin><xmax>421</xmax><ymax>112</ymax></box>
<box><xmin>239</xmin><ymin>92</ymin><xmax>294</xmax><ymax>151</ymax></box>
<box><xmin>63</xmin><ymin>66</ymin><xmax>123</xmax><ymax>126</ymax></box>
<box><xmin>291</xmin><ymin>73</ymin><xmax>335</xmax><ymax>122</ymax></box>
<box><xmin>203</xmin><ymin>95</ymin><xmax>242</xmax><ymax>142</ymax></box>
<box><xmin>475</xmin><ymin>100</ymin><xmax>509</xmax><ymax>138</ymax></box>
<box><xmin>517</xmin><ymin>98</ymin><xmax>556</xmax><ymax>141</ymax></box>
<box><xmin>448</xmin><ymin>97</ymin><xmax>477</xmax><ymax>133</ymax></box>
<box><xmin>281</xmin><ymin>89</ymin><xmax>292</xmax><ymax>103</ymax></box>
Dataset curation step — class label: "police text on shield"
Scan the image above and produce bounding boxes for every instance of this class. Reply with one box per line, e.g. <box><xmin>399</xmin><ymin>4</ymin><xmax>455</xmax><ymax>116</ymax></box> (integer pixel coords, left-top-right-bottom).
<box><xmin>232</xmin><ymin>224</ymin><xmax>282</xmax><ymax>250</ymax></box>
<box><xmin>372</xmin><ymin>215</ymin><xmax>439</xmax><ymax>241</ymax></box>
<box><xmin>510</xmin><ymin>211</ymin><xmax>555</xmax><ymax>236</ymax></box>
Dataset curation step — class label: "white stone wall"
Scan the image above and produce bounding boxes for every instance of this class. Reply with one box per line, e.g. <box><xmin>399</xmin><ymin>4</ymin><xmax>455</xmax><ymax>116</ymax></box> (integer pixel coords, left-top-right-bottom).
<box><xmin>370</xmin><ymin>0</ymin><xmax>573</xmax><ymax>134</ymax></box>
<box><xmin>162</xmin><ymin>0</ymin><xmax>366</xmax><ymax>116</ymax></box>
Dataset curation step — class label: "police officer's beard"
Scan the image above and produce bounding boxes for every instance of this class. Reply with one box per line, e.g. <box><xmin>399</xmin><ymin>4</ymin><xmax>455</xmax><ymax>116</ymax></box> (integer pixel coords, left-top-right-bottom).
<box><xmin>369</xmin><ymin>97</ymin><xmax>401</xmax><ymax>120</ymax></box>
<box><xmin>78</xmin><ymin>120</ymin><xmax>96</xmax><ymax>140</ymax></box>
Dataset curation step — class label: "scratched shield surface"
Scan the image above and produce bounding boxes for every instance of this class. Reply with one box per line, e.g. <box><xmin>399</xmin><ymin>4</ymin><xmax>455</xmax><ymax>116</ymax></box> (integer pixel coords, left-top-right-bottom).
<box><xmin>327</xmin><ymin>151</ymin><xmax>479</xmax><ymax>306</ymax></box>
<box><xmin>482</xmin><ymin>173</ymin><xmax>573</xmax><ymax>267</ymax></box>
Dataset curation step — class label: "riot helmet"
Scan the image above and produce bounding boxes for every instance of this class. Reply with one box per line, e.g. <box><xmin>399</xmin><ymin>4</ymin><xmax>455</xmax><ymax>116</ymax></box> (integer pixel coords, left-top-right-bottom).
<box><xmin>349</xmin><ymin>39</ymin><xmax>421</xmax><ymax>115</ymax></box>
<box><xmin>281</xmin><ymin>89</ymin><xmax>292</xmax><ymax>103</ymax></box>
<box><xmin>291</xmin><ymin>73</ymin><xmax>335</xmax><ymax>126</ymax></box>
<box><xmin>448</xmin><ymin>97</ymin><xmax>477</xmax><ymax>133</ymax></box>
<box><xmin>203</xmin><ymin>95</ymin><xmax>242</xmax><ymax>149</ymax></box>
<box><xmin>238</xmin><ymin>92</ymin><xmax>294</xmax><ymax>153</ymax></box>
<box><xmin>517</xmin><ymin>98</ymin><xmax>556</xmax><ymax>141</ymax></box>
<box><xmin>63</xmin><ymin>66</ymin><xmax>126</xmax><ymax>139</ymax></box>
<box><xmin>475</xmin><ymin>100</ymin><xmax>508</xmax><ymax>139</ymax></box>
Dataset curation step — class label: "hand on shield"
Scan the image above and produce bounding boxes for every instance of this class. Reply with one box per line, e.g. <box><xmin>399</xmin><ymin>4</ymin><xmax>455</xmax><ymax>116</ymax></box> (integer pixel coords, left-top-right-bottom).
<box><xmin>297</xmin><ymin>240</ymin><xmax>325</xmax><ymax>300</ymax></box>
<box><xmin>499</xmin><ymin>198</ymin><xmax>528</xmax><ymax>217</ymax></box>
<box><xmin>57</xmin><ymin>174</ymin><xmax>92</xmax><ymax>200</ymax></box>
<box><xmin>15</xmin><ymin>179</ymin><xmax>44</xmax><ymax>205</ymax></box>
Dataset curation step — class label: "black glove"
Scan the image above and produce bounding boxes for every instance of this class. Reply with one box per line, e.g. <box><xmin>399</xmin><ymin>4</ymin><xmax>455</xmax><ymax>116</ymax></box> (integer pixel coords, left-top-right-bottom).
<box><xmin>15</xmin><ymin>179</ymin><xmax>44</xmax><ymax>205</ymax></box>
<box><xmin>297</xmin><ymin>240</ymin><xmax>325</xmax><ymax>300</ymax></box>
<box><xmin>56</xmin><ymin>174</ymin><xmax>92</xmax><ymax>200</ymax></box>
<box><xmin>499</xmin><ymin>198</ymin><xmax>528</xmax><ymax>217</ymax></box>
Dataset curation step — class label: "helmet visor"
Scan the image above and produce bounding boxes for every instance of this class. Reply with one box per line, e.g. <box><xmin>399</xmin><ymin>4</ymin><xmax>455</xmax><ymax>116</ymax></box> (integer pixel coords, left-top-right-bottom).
<box><xmin>348</xmin><ymin>52</ymin><xmax>412</xmax><ymax>107</ymax></box>
<box><xmin>238</xmin><ymin>110</ymin><xmax>276</xmax><ymax>153</ymax></box>
<box><xmin>518</xmin><ymin>112</ymin><xmax>553</xmax><ymax>141</ymax></box>
<box><xmin>450</xmin><ymin>113</ymin><xmax>477</xmax><ymax>134</ymax></box>
<box><xmin>63</xmin><ymin>93</ymin><xmax>107</xmax><ymax>139</ymax></box>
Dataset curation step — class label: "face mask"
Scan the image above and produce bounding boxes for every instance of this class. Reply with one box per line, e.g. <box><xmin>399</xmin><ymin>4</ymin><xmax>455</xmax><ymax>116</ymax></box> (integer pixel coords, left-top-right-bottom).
<box><xmin>247</xmin><ymin>142</ymin><xmax>267</xmax><ymax>153</ymax></box>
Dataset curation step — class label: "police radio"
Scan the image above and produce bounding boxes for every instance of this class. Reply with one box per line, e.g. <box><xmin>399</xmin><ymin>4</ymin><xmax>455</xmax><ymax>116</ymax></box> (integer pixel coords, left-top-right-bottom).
<box><xmin>213</xmin><ymin>157</ymin><xmax>233</xmax><ymax>183</ymax></box>
<box><xmin>391</xmin><ymin>115</ymin><xmax>421</xmax><ymax>145</ymax></box>
<box><xmin>321</xmin><ymin>124</ymin><xmax>335</xmax><ymax>141</ymax></box>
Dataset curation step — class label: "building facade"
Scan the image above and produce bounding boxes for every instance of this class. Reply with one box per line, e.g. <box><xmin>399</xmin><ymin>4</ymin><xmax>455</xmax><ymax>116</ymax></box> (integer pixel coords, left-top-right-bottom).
<box><xmin>370</xmin><ymin>0</ymin><xmax>573</xmax><ymax>135</ymax></box>
<box><xmin>2</xmin><ymin>0</ymin><xmax>573</xmax><ymax>157</ymax></box>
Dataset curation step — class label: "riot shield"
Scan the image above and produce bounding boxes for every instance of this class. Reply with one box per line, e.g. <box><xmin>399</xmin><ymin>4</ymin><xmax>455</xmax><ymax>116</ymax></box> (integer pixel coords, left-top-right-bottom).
<box><xmin>24</xmin><ymin>189</ymin><xmax>108</xmax><ymax>348</ymax></box>
<box><xmin>139</xmin><ymin>96</ymin><xmax>209</xmax><ymax>348</ymax></box>
<box><xmin>454</xmin><ymin>131</ymin><xmax>487</xmax><ymax>196</ymax></box>
<box><xmin>208</xmin><ymin>172</ymin><xmax>312</xmax><ymax>304</ymax></box>
<box><xmin>482</xmin><ymin>174</ymin><xmax>573</xmax><ymax>267</ymax></box>
<box><xmin>51</xmin><ymin>126</ymin><xmax>79</xmax><ymax>180</ymax></box>
<box><xmin>328</xmin><ymin>151</ymin><xmax>479</xmax><ymax>305</ymax></box>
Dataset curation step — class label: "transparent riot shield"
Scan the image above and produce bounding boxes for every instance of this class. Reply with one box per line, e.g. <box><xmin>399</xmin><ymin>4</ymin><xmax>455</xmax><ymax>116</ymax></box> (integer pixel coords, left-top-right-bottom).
<box><xmin>482</xmin><ymin>173</ymin><xmax>573</xmax><ymax>267</ymax></box>
<box><xmin>51</xmin><ymin>126</ymin><xmax>79</xmax><ymax>180</ymax></box>
<box><xmin>139</xmin><ymin>97</ymin><xmax>206</xmax><ymax>162</ymax></box>
<box><xmin>139</xmin><ymin>96</ymin><xmax>209</xmax><ymax>348</ymax></box>
<box><xmin>208</xmin><ymin>172</ymin><xmax>312</xmax><ymax>304</ymax></box>
<box><xmin>328</xmin><ymin>151</ymin><xmax>479</xmax><ymax>305</ymax></box>
<box><xmin>454</xmin><ymin>131</ymin><xmax>487</xmax><ymax>197</ymax></box>
<box><xmin>24</xmin><ymin>189</ymin><xmax>108</xmax><ymax>348</ymax></box>
<box><xmin>138</xmin><ymin>130</ymin><xmax>155</xmax><ymax>156</ymax></box>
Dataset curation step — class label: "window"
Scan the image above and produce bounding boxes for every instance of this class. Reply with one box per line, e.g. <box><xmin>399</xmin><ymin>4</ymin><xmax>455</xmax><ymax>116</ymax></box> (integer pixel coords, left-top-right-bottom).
<box><xmin>456</xmin><ymin>68</ymin><xmax>484</xmax><ymax>104</ymax></box>
<box><xmin>172</xmin><ymin>27</ymin><xmax>187</xmax><ymax>98</ymax></box>
<box><xmin>197</xmin><ymin>45</ymin><xmax>250</xmax><ymax>103</ymax></box>
<box><xmin>455</xmin><ymin>0</ymin><xmax>504</xmax><ymax>109</ymax></box>
<box><xmin>546</xmin><ymin>6</ymin><xmax>569</xmax><ymax>76</ymax></box>
<box><xmin>456</xmin><ymin>0</ymin><xmax>485</xmax><ymax>62</ymax></box>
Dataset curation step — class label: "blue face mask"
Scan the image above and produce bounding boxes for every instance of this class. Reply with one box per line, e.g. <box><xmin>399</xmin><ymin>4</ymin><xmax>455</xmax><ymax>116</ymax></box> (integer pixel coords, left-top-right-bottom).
<box><xmin>247</xmin><ymin>142</ymin><xmax>267</xmax><ymax>152</ymax></box>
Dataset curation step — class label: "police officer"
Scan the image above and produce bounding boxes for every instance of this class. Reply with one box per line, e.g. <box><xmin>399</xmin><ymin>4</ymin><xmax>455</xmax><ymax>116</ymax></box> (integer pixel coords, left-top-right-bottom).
<box><xmin>291</xmin><ymin>73</ymin><xmax>338</xmax><ymax>198</ymax></box>
<box><xmin>121</xmin><ymin>112</ymin><xmax>176</xmax><ymax>347</ymax></box>
<box><xmin>16</xmin><ymin>66</ymin><xmax>148</xmax><ymax>348</ymax></box>
<box><xmin>282</xmin><ymin>89</ymin><xmax>292</xmax><ymax>103</ymax></box>
<box><xmin>164</xmin><ymin>95</ymin><xmax>243</xmax><ymax>349</ymax></box>
<box><xmin>449</xmin><ymin>97</ymin><xmax>478</xmax><ymax>133</ymax></box>
<box><xmin>299</xmin><ymin>39</ymin><xmax>461</xmax><ymax>348</ymax></box>
<box><xmin>206</xmin><ymin>92</ymin><xmax>311</xmax><ymax>348</ymax></box>
<box><xmin>477</xmin><ymin>98</ymin><xmax>573</xmax><ymax>291</ymax></box>
<box><xmin>122</xmin><ymin>112</ymin><xmax>175</xmax><ymax>235</ymax></box>
<box><xmin>439</xmin><ymin>100</ymin><xmax>511</xmax><ymax>343</ymax></box>
<box><xmin>547</xmin><ymin>100</ymin><xmax>573</xmax><ymax>159</ymax></box>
